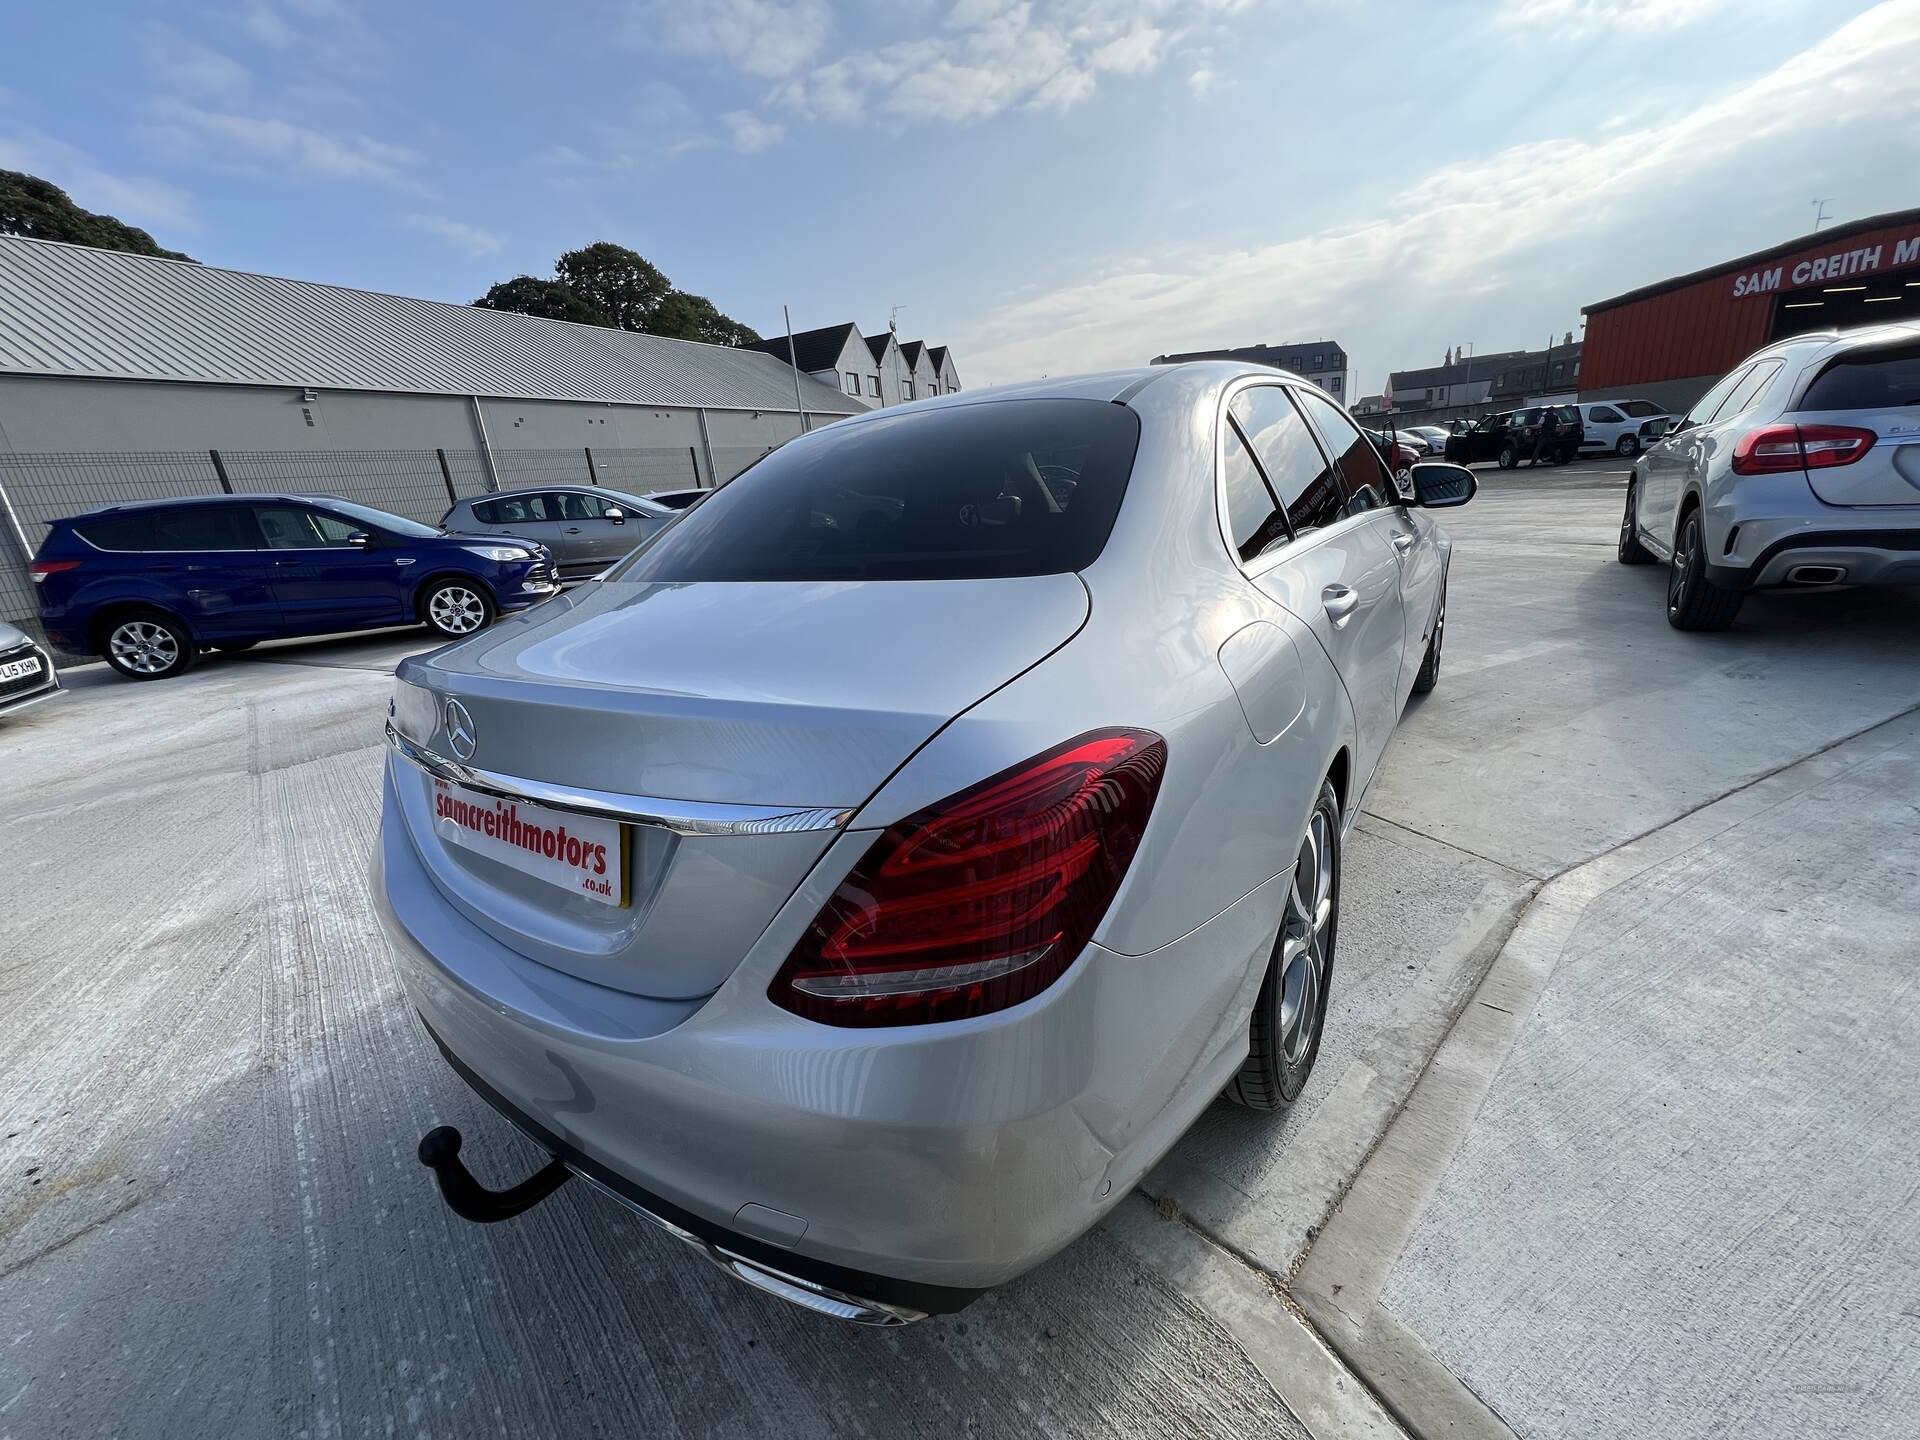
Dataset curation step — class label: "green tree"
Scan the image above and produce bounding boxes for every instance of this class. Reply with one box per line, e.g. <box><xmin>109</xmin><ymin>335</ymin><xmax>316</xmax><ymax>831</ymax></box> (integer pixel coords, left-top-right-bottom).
<box><xmin>0</xmin><ymin>170</ymin><xmax>193</xmax><ymax>261</ymax></box>
<box><xmin>651</xmin><ymin>289</ymin><xmax>761</xmax><ymax>346</ymax></box>
<box><xmin>554</xmin><ymin>242</ymin><xmax>672</xmax><ymax>332</ymax></box>
<box><xmin>473</xmin><ymin>275</ymin><xmax>610</xmax><ymax>326</ymax></box>
<box><xmin>474</xmin><ymin>240</ymin><xmax>759</xmax><ymax>345</ymax></box>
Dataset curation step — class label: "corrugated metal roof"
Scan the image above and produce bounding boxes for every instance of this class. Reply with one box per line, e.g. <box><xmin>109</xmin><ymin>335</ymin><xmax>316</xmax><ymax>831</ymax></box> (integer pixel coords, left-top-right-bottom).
<box><xmin>0</xmin><ymin>235</ymin><xmax>865</xmax><ymax>414</ymax></box>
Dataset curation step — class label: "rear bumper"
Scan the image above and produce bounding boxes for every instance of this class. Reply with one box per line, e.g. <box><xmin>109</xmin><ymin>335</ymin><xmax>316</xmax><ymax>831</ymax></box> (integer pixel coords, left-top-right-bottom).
<box><xmin>372</xmin><ymin>756</ymin><xmax>1273</xmax><ymax>1297</ymax></box>
<box><xmin>417</xmin><ymin>1014</ymin><xmax>958</xmax><ymax>1322</ymax></box>
<box><xmin>1704</xmin><ymin>521</ymin><xmax>1920</xmax><ymax>590</ymax></box>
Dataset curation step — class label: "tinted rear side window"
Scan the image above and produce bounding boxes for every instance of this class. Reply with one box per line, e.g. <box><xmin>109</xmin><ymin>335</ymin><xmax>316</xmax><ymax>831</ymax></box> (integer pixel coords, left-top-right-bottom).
<box><xmin>613</xmin><ymin>399</ymin><xmax>1141</xmax><ymax>582</ymax></box>
<box><xmin>1799</xmin><ymin>342</ymin><xmax>1920</xmax><ymax>411</ymax></box>
<box><xmin>74</xmin><ymin>513</ymin><xmax>159</xmax><ymax>550</ymax></box>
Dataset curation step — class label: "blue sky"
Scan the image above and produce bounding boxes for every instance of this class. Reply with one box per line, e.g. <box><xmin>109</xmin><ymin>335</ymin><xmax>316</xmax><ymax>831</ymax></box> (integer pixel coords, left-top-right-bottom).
<box><xmin>3</xmin><ymin>0</ymin><xmax>1916</xmax><ymax>393</ymax></box>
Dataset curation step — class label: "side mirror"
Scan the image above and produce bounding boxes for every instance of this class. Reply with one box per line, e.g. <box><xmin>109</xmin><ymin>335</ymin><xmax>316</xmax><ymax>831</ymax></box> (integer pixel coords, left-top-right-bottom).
<box><xmin>347</xmin><ymin>530</ymin><xmax>372</xmax><ymax>549</ymax></box>
<box><xmin>605</xmin><ymin>506</ymin><xmax>626</xmax><ymax>524</ymax></box>
<box><xmin>1408</xmin><ymin>462</ymin><xmax>1476</xmax><ymax>508</ymax></box>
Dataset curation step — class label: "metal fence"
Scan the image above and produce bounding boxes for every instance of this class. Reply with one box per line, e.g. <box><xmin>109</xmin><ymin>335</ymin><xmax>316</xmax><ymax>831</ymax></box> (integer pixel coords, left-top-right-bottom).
<box><xmin>0</xmin><ymin>443</ymin><xmax>703</xmax><ymax>639</ymax></box>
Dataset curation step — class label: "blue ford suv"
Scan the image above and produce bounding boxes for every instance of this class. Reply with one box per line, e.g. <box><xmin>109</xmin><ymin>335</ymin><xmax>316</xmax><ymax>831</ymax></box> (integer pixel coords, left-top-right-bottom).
<box><xmin>32</xmin><ymin>494</ymin><xmax>557</xmax><ymax>680</ymax></box>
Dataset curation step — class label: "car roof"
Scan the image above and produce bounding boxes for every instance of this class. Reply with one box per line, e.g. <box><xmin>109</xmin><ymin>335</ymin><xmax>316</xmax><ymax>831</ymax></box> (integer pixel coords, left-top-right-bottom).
<box><xmin>72</xmin><ymin>492</ymin><xmax>367</xmax><ymax>518</ymax></box>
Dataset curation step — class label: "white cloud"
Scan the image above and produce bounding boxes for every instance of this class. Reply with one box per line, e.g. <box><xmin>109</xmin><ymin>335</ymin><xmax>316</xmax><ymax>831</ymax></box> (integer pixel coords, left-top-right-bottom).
<box><xmin>721</xmin><ymin>110</ymin><xmax>784</xmax><ymax>153</ymax></box>
<box><xmin>0</xmin><ymin>132</ymin><xmax>196</xmax><ymax>233</ymax></box>
<box><xmin>648</xmin><ymin>0</ymin><xmax>833</xmax><ymax>79</ymax></box>
<box><xmin>954</xmin><ymin>2</ymin><xmax>1920</xmax><ymax>386</ymax></box>
<box><xmin>401</xmin><ymin>213</ymin><xmax>503</xmax><ymax>256</ymax></box>
<box><xmin>754</xmin><ymin>0</ymin><xmax>1255</xmax><ymax>126</ymax></box>
<box><xmin>1494</xmin><ymin>0</ymin><xmax>1737</xmax><ymax>37</ymax></box>
<box><xmin>152</xmin><ymin>98</ymin><xmax>426</xmax><ymax>191</ymax></box>
<box><xmin>147</xmin><ymin>24</ymin><xmax>251</xmax><ymax>97</ymax></box>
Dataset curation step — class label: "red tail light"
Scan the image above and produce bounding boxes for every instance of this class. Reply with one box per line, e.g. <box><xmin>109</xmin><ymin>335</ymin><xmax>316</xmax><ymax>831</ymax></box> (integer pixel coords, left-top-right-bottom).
<box><xmin>1731</xmin><ymin>424</ymin><xmax>1876</xmax><ymax>475</ymax></box>
<box><xmin>770</xmin><ymin>729</ymin><xmax>1167</xmax><ymax>1028</ymax></box>
<box><xmin>27</xmin><ymin>559</ymin><xmax>81</xmax><ymax>583</ymax></box>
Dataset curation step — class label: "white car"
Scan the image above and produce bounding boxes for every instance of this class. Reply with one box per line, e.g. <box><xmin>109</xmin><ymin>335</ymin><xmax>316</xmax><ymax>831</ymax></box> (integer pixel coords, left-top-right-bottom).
<box><xmin>1577</xmin><ymin>398</ymin><xmax>1673</xmax><ymax>458</ymax></box>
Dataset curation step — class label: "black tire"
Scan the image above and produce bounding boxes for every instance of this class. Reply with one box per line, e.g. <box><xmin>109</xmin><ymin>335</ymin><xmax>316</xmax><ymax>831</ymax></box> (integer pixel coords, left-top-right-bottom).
<box><xmin>1616</xmin><ymin>434</ymin><xmax>1640</xmax><ymax>458</ymax></box>
<box><xmin>420</xmin><ymin>578</ymin><xmax>497</xmax><ymax>639</ymax></box>
<box><xmin>1618</xmin><ymin>476</ymin><xmax>1655</xmax><ymax>565</ymax></box>
<box><xmin>1412</xmin><ymin>585</ymin><xmax>1445</xmax><ymax>694</ymax></box>
<box><xmin>1227</xmin><ymin>779</ymin><xmax>1340</xmax><ymax>1111</ymax></box>
<box><xmin>211</xmin><ymin>640</ymin><xmax>259</xmax><ymax>653</ymax></box>
<box><xmin>101</xmin><ymin>609</ymin><xmax>197</xmax><ymax>681</ymax></box>
<box><xmin>1666</xmin><ymin>508</ymin><xmax>1744</xmax><ymax>631</ymax></box>
<box><xmin>1498</xmin><ymin>443</ymin><xmax>1519</xmax><ymax>470</ymax></box>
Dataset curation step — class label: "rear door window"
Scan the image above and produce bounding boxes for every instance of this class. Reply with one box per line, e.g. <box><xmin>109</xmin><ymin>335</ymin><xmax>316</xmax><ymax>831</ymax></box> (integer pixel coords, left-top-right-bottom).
<box><xmin>1710</xmin><ymin>360</ymin><xmax>1782</xmax><ymax>423</ymax></box>
<box><xmin>1798</xmin><ymin>342</ymin><xmax>1920</xmax><ymax>411</ymax></box>
<box><xmin>611</xmin><ymin>398</ymin><xmax>1140</xmax><ymax>582</ymax></box>
<box><xmin>148</xmin><ymin>506</ymin><xmax>258</xmax><ymax>550</ymax></box>
<box><xmin>1588</xmin><ymin>405</ymin><xmax>1624</xmax><ymax>424</ymax></box>
<box><xmin>1683</xmin><ymin>366</ymin><xmax>1752</xmax><ymax>428</ymax></box>
<box><xmin>1294</xmin><ymin>388</ymin><xmax>1392</xmax><ymax>514</ymax></box>
<box><xmin>1620</xmin><ymin>400</ymin><xmax>1664</xmax><ymax>417</ymax></box>
<box><xmin>479</xmin><ymin>494</ymin><xmax>557</xmax><ymax>525</ymax></box>
<box><xmin>1232</xmin><ymin>386</ymin><xmax>1345</xmax><ymax>536</ymax></box>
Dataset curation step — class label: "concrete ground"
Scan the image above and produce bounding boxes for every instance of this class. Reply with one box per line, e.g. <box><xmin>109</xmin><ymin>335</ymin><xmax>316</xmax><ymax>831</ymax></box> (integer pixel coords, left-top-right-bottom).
<box><xmin>5</xmin><ymin>460</ymin><xmax>1917</xmax><ymax>1438</ymax></box>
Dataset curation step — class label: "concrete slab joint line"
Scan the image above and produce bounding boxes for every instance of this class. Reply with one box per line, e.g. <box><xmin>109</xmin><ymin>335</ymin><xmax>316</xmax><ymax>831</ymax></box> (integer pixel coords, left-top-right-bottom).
<box><xmin>1288</xmin><ymin>705</ymin><xmax>1920</xmax><ymax>1440</ymax></box>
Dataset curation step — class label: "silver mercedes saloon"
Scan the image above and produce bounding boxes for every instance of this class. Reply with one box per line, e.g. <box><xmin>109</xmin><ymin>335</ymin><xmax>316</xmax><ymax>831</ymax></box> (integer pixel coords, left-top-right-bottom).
<box><xmin>372</xmin><ymin>362</ymin><xmax>1474</xmax><ymax>1324</ymax></box>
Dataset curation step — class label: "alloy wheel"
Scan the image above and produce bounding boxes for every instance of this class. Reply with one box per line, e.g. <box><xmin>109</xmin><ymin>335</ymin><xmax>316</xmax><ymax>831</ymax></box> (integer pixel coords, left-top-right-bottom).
<box><xmin>1277</xmin><ymin>807</ymin><xmax>1335</xmax><ymax>1067</ymax></box>
<box><xmin>429</xmin><ymin>586</ymin><xmax>486</xmax><ymax>635</ymax></box>
<box><xmin>110</xmin><ymin>620</ymin><xmax>180</xmax><ymax>675</ymax></box>
<box><xmin>1621</xmin><ymin>483</ymin><xmax>1637</xmax><ymax>547</ymax></box>
<box><xmin>1617</xmin><ymin>435</ymin><xmax>1638</xmax><ymax>457</ymax></box>
<box><xmin>1668</xmin><ymin>515</ymin><xmax>1697</xmax><ymax>618</ymax></box>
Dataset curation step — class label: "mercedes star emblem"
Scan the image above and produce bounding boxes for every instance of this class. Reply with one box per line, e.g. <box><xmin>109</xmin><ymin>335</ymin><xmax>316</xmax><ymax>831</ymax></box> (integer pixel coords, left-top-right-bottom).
<box><xmin>444</xmin><ymin>698</ymin><xmax>478</xmax><ymax>760</ymax></box>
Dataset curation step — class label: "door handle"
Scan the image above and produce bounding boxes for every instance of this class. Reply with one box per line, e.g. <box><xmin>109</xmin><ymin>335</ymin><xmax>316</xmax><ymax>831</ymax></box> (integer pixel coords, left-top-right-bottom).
<box><xmin>565</xmin><ymin>527</ymin><xmax>582</xmax><ymax>534</ymax></box>
<box><xmin>1390</xmin><ymin>531</ymin><xmax>1416</xmax><ymax>554</ymax></box>
<box><xmin>1322</xmin><ymin>584</ymin><xmax>1361</xmax><ymax>624</ymax></box>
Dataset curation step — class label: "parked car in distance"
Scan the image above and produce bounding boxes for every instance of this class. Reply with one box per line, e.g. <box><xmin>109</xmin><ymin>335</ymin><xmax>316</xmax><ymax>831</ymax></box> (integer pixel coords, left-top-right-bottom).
<box><xmin>1620</xmin><ymin>323</ymin><xmax>1920</xmax><ymax>630</ymax></box>
<box><xmin>442</xmin><ymin>486</ymin><xmax>674</xmax><ymax>579</ymax></box>
<box><xmin>1498</xmin><ymin>406</ymin><xmax>1585</xmax><ymax>468</ymax></box>
<box><xmin>376</xmin><ymin>361</ymin><xmax>1474</xmax><ymax>1326</ymax></box>
<box><xmin>0</xmin><ymin>619</ymin><xmax>61</xmax><ymax>716</ymax></box>
<box><xmin>1444</xmin><ymin>410</ymin><xmax>1518</xmax><ymax>464</ymax></box>
<box><xmin>32</xmin><ymin>494</ymin><xmax>558</xmax><ymax>680</ymax></box>
<box><xmin>1363</xmin><ymin>428</ymin><xmax>1424</xmax><ymax>474</ymax></box>
<box><xmin>1400</xmin><ymin>425</ymin><xmax>1452</xmax><ymax>457</ymax></box>
<box><xmin>1577</xmin><ymin>398</ymin><xmax>1674</xmax><ymax>457</ymax></box>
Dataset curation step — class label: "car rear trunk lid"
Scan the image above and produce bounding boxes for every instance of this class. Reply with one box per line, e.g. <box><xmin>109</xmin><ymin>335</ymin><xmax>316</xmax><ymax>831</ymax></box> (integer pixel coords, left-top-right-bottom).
<box><xmin>389</xmin><ymin>575</ymin><xmax>1089</xmax><ymax>1000</ymax></box>
<box><xmin>1794</xmin><ymin>341</ymin><xmax>1920</xmax><ymax>506</ymax></box>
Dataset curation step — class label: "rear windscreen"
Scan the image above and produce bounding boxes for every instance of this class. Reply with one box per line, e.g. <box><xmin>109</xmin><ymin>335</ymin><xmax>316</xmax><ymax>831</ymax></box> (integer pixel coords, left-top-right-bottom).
<box><xmin>608</xmin><ymin>398</ymin><xmax>1141</xmax><ymax>582</ymax></box>
<box><xmin>1800</xmin><ymin>343</ymin><xmax>1920</xmax><ymax>411</ymax></box>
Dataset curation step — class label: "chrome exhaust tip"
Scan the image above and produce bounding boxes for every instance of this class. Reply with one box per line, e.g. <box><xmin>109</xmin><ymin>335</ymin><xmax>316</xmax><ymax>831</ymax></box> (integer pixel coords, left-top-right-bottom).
<box><xmin>1786</xmin><ymin>564</ymin><xmax>1846</xmax><ymax>585</ymax></box>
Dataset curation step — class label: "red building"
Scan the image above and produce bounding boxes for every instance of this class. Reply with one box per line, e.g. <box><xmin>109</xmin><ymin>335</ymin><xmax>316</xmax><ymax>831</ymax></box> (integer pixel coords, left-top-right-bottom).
<box><xmin>1581</xmin><ymin>207</ymin><xmax>1920</xmax><ymax>411</ymax></box>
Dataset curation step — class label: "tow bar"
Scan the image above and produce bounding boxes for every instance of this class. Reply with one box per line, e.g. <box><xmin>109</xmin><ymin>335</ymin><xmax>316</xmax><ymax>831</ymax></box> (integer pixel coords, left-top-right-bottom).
<box><xmin>417</xmin><ymin>1125</ymin><xmax>572</xmax><ymax>1223</ymax></box>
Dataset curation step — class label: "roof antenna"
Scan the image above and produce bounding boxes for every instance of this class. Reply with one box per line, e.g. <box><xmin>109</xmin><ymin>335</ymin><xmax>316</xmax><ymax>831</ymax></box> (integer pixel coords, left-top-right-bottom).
<box><xmin>888</xmin><ymin>303</ymin><xmax>905</xmax><ymax>334</ymax></box>
<box><xmin>1810</xmin><ymin>198</ymin><xmax>1832</xmax><ymax>232</ymax></box>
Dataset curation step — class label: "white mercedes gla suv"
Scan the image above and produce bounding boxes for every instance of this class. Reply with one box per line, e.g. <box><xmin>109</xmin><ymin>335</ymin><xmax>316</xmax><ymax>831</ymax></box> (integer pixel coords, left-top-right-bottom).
<box><xmin>1620</xmin><ymin>323</ymin><xmax>1920</xmax><ymax>628</ymax></box>
<box><xmin>372</xmin><ymin>363</ymin><xmax>1473</xmax><ymax>1323</ymax></box>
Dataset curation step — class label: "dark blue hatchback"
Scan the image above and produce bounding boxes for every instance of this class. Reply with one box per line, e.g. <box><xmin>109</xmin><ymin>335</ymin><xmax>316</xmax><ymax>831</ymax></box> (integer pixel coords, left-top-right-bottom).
<box><xmin>32</xmin><ymin>493</ymin><xmax>557</xmax><ymax>680</ymax></box>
